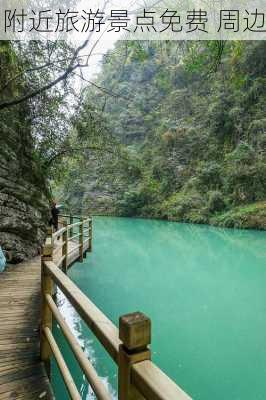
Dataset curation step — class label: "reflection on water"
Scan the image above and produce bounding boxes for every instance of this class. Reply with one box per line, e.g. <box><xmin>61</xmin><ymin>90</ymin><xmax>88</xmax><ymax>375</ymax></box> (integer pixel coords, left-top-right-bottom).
<box><xmin>52</xmin><ymin>217</ymin><xmax>266</xmax><ymax>400</ymax></box>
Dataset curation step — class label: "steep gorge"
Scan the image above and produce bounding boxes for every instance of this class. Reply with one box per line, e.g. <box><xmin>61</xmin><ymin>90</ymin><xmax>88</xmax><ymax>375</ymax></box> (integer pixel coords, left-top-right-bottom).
<box><xmin>57</xmin><ymin>41</ymin><xmax>266</xmax><ymax>229</ymax></box>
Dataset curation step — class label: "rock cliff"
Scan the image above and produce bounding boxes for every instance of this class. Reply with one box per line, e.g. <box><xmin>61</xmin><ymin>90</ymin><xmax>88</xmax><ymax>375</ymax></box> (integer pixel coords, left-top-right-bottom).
<box><xmin>0</xmin><ymin>42</ymin><xmax>50</xmax><ymax>262</ymax></box>
<box><xmin>0</xmin><ymin>120</ymin><xmax>49</xmax><ymax>262</ymax></box>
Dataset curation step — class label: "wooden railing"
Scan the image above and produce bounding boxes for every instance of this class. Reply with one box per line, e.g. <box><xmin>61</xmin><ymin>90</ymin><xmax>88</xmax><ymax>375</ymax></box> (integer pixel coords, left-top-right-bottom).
<box><xmin>42</xmin><ymin>215</ymin><xmax>92</xmax><ymax>273</ymax></box>
<box><xmin>41</xmin><ymin>215</ymin><xmax>192</xmax><ymax>400</ymax></box>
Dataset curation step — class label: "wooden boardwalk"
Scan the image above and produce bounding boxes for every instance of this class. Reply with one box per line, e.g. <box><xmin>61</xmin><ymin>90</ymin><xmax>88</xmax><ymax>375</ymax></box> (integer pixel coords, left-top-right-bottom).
<box><xmin>0</xmin><ymin>239</ymin><xmax>86</xmax><ymax>400</ymax></box>
<box><xmin>0</xmin><ymin>257</ymin><xmax>53</xmax><ymax>400</ymax></box>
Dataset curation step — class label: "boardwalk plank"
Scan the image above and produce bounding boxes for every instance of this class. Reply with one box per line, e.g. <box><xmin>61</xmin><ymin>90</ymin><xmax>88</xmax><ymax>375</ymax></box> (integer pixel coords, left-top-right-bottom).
<box><xmin>0</xmin><ymin>256</ymin><xmax>54</xmax><ymax>400</ymax></box>
<box><xmin>0</xmin><ymin>239</ymin><xmax>88</xmax><ymax>400</ymax></box>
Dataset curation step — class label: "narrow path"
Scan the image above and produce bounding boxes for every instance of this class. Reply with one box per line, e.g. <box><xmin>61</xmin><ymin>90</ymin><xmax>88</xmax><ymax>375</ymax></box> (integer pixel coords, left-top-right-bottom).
<box><xmin>0</xmin><ymin>257</ymin><xmax>53</xmax><ymax>400</ymax></box>
<box><xmin>0</xmin><ymin>239</ymin><xmax>87</xmax><ymax>400</ymax></box>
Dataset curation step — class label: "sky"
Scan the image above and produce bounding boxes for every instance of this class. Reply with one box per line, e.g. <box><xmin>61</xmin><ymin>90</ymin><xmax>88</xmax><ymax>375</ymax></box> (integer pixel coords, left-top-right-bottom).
<box><xmin>72</xmin><ymin>0</ymin><xmax>156</xmax><ymax>80</ymax></box>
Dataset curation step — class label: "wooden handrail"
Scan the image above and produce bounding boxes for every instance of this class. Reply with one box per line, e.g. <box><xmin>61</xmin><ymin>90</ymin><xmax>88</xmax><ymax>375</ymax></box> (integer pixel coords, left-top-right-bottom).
<box><xmin>42</xmin><ymin>262</ymin><xmax>192</xmax><ymax>400</ymax></box>
<box><xmin>46</xmin><ymin>294</ymin><xmax>112</xmax><ymax>400</ymax></box>
<box><xmin>53</xmin><ymin>242</ymin><xmax>65</xmax><ymax>257</ymax></box>
<box><xmin>44</xmin><ymin>327</ymin><xmax>81</xmax><ymax>400</ymax></box>
<box><xmin>68</xmin><ymin>244</ymin><xmax>82</xmax><ymax>256</ymax></box>
<box><xmin>69</xmin><ymin>233</ymin><xmax>80</xmax><ymax>241</ymax></box>
<box><xmin>55</xmin><ymin>254</ymin><xmax>66</xmax><ymax>269</ymax></box>
<box><xmin>44</xmin><ymin>260</ymin><xmax>120</xmax><ymax>362</ymax></box>
<box><xmin>132</xmin><ymin>361</ymin><xmax>191</xmax><ymax>400</ymax></box>
<box><xmin>54</xmin><ymin>219</ymin><xmax>91</xmax><ymax>240</ymax></box>
<box><xmin>53</xmin><ymin>227</ymin><xmax>66</xmax><ymax>239</ymax></box>
<box><xmin>66</xmin><ymin>221</ymin><xmax>83</xmax><ymax>229</ymax></box>
<box><xmin>79</xmin><ymin>219</ymin><xmax>84</xmax><ymax>262</ymax></box>
<box><xmin>41</xmin><ymin>214</ymin><xmax>192</xmax><ymax>400</ymax></box>
<box><xmin>62</xmin><ymin>221</ymin><xmax>68</xmax><ymax>273</ymax></box>
<box><xmin>60</xmin><ymin>213</ymin><xmax>92</xmax><ymax>221</ymax></box>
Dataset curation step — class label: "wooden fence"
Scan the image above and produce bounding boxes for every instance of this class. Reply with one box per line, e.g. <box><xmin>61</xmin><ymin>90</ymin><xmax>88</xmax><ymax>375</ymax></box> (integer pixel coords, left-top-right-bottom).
<box><xmin>41</xmin><ymin>215</ymin><xmax>192</xmax><ymax>400</ymax></box>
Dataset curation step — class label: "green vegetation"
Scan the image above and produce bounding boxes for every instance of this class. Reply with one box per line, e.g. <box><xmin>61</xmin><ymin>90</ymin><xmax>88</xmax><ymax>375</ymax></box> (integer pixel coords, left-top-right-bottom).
<box><xmin>210</xmin><ymin>202</ymin><xmax>266</xmax><ymax>230</ymax></box>
<box><xmin>56</xmin><ymin>41</ymin><xmax>266</xmax><ymax>229</ymax></box>
<box><xmin>0</xmin><ymin>39</ymin><xmax>87</xmax><ymax>260</ymax></box>
<box><xmin>1</xmin><ymin>39</ymin><xmax>265</xmax><ymax>252</ymax></box>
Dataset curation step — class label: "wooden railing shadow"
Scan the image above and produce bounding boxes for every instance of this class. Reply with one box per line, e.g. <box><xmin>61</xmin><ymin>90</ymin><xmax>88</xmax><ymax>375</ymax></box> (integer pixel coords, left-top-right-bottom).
<box><xmin>41</xmin><ymin>214</ymin><xmax>192</xmax><ymax>400</ymax></box>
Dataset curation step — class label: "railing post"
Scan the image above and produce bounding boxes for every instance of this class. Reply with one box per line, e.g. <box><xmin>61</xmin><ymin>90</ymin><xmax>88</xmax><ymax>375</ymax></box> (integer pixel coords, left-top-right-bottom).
<box><xmin>62</xmin><ymin>221</ymin><xmax>68</xmax><ymax>274</ymax></box>
<box><xmin>88</xmin><ymin>219</ymin><xmax>92</xmax><ymax>253</ymax></box>
<box><xmin>118</xmin><ymin>312</ymin><xmax>151</xmax><ymax>400</ymax></box>
<box><xmin>69</xmin><ymin>215</ymin><xmax>74</xmax><ymax>239</ymax></box>
<box><xmin>41</xmin><ymin>229</ymin><xmax>54</xmax><ymax>379</ymax></box>
<box><xmin>47</xmin><ymin>226</ymin><xmax>54</xmax><ymax>248</ymax></box>
<box><xmin>79</xmin><ymin>219</ymin><xmax>84</xmax><ymax>262</ymax></box>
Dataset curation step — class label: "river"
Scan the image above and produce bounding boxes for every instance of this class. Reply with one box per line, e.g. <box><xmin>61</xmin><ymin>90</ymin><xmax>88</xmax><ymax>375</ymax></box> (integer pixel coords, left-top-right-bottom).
<box><xmin>52</xmin><ymin>217</ymin><xmax>266</xmax><ymax>400</ymax></box>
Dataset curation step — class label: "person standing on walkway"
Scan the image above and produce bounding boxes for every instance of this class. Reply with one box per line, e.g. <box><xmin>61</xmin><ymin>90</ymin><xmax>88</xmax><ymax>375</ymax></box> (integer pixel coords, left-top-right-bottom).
<box><xmin>50</xmin><ymin>201</ymin><xmax>59</xmax><ymax>232</ymax></box>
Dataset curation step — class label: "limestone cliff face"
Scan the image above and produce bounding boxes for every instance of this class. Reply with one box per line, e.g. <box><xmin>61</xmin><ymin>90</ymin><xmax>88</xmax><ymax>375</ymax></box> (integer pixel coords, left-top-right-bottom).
<box><xmin>0</xmin><ymin>122</ymin><xmax>50</xmax><ymax>262</ymax></box>
<box><xmin>0</xmin><ymin>42</ymin><xmax>49</xmax><ymax>263</ymax></box>
<box><xmin>61</xmin><ymin>155</ymin><xmax>122</xmax><ymax>216</ymax></box>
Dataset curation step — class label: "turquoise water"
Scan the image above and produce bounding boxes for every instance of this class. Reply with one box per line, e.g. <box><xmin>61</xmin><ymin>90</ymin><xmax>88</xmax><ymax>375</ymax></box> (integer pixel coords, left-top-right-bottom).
<box><xmin>52</xmin><ymin>217</ymin><xmax>266</xmax><ymax>400</ymax></box>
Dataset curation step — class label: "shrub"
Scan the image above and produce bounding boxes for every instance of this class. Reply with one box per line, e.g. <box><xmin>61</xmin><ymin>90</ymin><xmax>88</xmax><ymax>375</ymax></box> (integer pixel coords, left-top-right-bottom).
<box><xmin>208</xmin><ymin>191</ymin><xmax>226</xmax><ymax>213</ymax></box>
<box><xmin>116</xmin><ymin>178</ymin><xmax>161</xmax><ymax>217</ymax></box>
<box><xmin>163</xmin><ymin>191</ymin><xmax>206</xmax><ymax>221</ymax></box>
<box><xmin>161</xmin><ymin>131</ymin><xmax>175</xmax><ymax>146</ymax></box>
<box><xmin>248</xmin><ymin>119</ymin><xmax>266</xmax><ymax>149</ymax></box>
<box><xmin>116</xmin><ymin>189</ymin><xmax>148</xmax><ymax>216</ymax></box>
<box><xmin>226</xmin><ymin>142</ymin><xmax>255</xmax><ymax>165</ymax></box>
<box><xmin>196</xmin><ymin>162</ymin><xmax>222</xmax><ymax>191</ymax></box>
<box><xmin>248</xmin><ymin>119</ymin><xmax>266</xmax><ymax>137</ymax></box>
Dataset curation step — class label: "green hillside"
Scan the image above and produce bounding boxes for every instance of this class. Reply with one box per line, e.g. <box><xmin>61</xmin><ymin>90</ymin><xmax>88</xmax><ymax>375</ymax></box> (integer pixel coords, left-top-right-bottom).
<box><xmin>57</xmin><ymin>41</ymin><xmax>266</xmax><ymax>229</ymax></box>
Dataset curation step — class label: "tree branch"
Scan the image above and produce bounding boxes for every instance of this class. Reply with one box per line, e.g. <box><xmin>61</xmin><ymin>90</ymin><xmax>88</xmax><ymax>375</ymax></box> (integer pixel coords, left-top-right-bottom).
<box><xmin>0</xmin><ymin>39</ymin><xmax>90</xmax><ymax>111</ymax></box>
<box><xmin>0</xmin><ymin>64</ymin><xmax>79</xmax><ymax>110</ymax></box>
<box><xmin>46</xmin><ymin>144</ymin><xmax>116</xmax><ymax>167</ymax></box>
<box><xmin>0</xmin><ymin>53</ymin><xmax>104</xmax><ymax>92</ymax></box>
<box><xmin>71</xmin><ymin>70</ymin><xmax>129</xmax><ymax>100</ymax></box>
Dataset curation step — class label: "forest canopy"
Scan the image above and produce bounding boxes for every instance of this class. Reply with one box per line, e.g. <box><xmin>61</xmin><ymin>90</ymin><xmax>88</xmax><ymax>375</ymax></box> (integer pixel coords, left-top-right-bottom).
<box><xmin>1</xmin><ymin>39</ymin><xmax>265</xmax><ymax>237</ymax></box>
<box><xmin>55</xmin><ymin>40</ymin><xmax>266</xmax><ymax>229</ymax></box>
